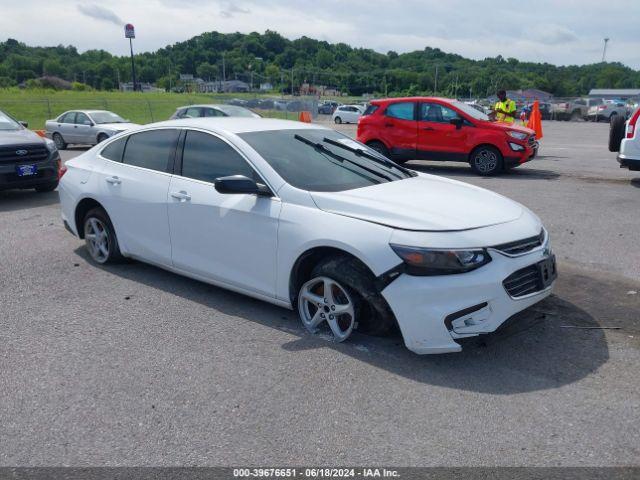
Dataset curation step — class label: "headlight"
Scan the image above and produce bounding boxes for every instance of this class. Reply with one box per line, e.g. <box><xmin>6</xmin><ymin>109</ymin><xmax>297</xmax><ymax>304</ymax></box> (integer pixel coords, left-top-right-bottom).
<box><xmin>507</xmin><ymin>130</ymin><xmax>528</xmax><ymax>140</ymax></box>
<box><xmin>43</xmin><ymin>138</ymin><xmax>58</xmax><ymax>154</ymax></box>
<box><xmin>390</xmin><ymin>244</ymin><xmax>492</xmax><ymax>276</ymax></box>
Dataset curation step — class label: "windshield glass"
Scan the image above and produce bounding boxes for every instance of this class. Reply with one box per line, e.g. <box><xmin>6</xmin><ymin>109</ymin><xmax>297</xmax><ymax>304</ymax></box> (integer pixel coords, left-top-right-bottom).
<box><xmin>90</xmin><ymin>111</ymin><xmax>127</xmax><ymax>124</ymax></box>
<box><xmin>0</xmin><ymin>110</ymin><xmax>21</xmax><ymax>131</ymax></box>
<box><xmin>217</xmin><ymin>105</ymin><xmax>259</xmax><ymax>117</ymax></box>
<box><xmin>239</xmin><ymin>129</ymin><xmax>411</xmax><ymax>192</ymax></box>
<box><xmin>451</xmin><ymin>101</ymin><xmax>490</xmax><ymax>121</ymax></box>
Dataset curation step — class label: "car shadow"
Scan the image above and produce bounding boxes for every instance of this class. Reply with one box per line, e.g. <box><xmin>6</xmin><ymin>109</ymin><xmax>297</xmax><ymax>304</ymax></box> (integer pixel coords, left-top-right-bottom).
<box><xmin>0</xmin><ymin>189</ymin><xmax>59</xmax><ymax>213</ymax></box>
<box><xmin>631</xmin><ymin>178</ymin><xmax>640</xmax><ymax>188</ymax></box>
<box><xmin>407</xmin><ymin>162</ymin><xmax>561</xmax><ymax>181</ymax></box>
<box><xmin>74</xmin><ymin>247</ymin><xmax>613</xmax><ymax>396</ymax></box>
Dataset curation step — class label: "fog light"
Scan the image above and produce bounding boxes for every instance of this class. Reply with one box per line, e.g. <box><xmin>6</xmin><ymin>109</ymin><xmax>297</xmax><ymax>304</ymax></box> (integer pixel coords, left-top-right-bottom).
<box><xmin>509</xmin><ymin>142</ymin><xmax>525</xmax><ymax>151</ymax></box>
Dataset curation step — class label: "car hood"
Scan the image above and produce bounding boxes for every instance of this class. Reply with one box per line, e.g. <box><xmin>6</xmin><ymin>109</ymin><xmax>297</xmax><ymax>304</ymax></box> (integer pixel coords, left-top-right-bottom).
<box><xmin>484</xmin><ymin>121</ymin><xmax>534</xmax><ymax>135</ymax></box>
<box><xmin>0</xmin><ymin>128</ymin><xmax>44</xmax><ymax>146</ymax></box>
<box><xmin>97</xmin><ymin>122</ymin><xmax>139</xmax><ymax>131</ymax></box>
<box><xmin>309</xmin><ymin>174</ymin><xmax>524</xmax><ymax>231</ymax></box>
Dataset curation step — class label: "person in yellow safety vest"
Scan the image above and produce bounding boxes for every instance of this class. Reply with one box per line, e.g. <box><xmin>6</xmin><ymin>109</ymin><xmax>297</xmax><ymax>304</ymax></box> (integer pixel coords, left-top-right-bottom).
<box><xmin>493</xmin><ymin>89</ymin><xmax>517</xmax><ymax>124</ymax></box>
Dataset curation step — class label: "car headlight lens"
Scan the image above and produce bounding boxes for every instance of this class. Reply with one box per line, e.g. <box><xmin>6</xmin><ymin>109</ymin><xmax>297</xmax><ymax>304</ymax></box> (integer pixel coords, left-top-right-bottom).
<box><xmin>390</xmin><ymin>244</ymin><xmax>492</xmax><ymax>276</ymax></box>
<box><xmin>507</xmin><ymin>130</ymin><xmax>528</xmax><ymax>140</ymax></box>
<box><xmin>44</xmin><ymin>138</ymin><xmax>58</xmax><ymax>154</ymax></box>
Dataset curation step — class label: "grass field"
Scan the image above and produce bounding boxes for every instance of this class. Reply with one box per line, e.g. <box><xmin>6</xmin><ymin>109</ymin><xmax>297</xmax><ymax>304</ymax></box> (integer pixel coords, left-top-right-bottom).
<box><xmin>0</xmin><ymin>89</ymin><xmax>310</xmax><ymax>129</ymax></box>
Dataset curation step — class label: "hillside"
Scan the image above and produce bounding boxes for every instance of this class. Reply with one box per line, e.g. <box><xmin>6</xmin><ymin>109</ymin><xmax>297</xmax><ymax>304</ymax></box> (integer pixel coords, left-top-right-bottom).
<box><xmin>1</xmin><ymin>30</ymin><xmax>639</xmax><ymax>96</ymax></box>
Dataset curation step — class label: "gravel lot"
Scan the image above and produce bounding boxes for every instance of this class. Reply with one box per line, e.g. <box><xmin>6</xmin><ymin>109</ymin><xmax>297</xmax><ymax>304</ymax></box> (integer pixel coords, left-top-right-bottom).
<box><xmin>1</xmin><ymin>120</ymin><xmax>639</xmax><ymax>466</ymax></box>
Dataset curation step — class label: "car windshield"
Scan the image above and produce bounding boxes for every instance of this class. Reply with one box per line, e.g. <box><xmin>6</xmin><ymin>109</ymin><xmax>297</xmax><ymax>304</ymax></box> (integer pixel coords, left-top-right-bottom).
<box><xmin>0</xmin><ymin>110</ymin><xmax>21</xmax><ymax>131</ymax></box>
<box><xmin>239</xmin><ymin>129</ymin><xmax>412</xmax><ymax>192</ymax></box>
<box><xmin>90</xmin><ymin>111</ymin><xmax>127</xmax><ymax>124</ymax></box>
<box><xmin>451</xmin><ymin>101</ymin><xmax>490</xmax><ymax>121</ymax></box>
<box><xmin>217</xmin><ymin>105</ymin><xmax>258</xmax><ymax>117</ymax></box>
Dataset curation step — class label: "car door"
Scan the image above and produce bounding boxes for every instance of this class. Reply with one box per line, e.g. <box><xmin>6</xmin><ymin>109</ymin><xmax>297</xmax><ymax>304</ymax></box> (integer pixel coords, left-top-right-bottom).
<box><xmin>416</xmin><ymin>102</ymin><xmax>470</xmax><ymax>161</ymax></box>
<box><xmin>167</xmin><ymin>129</ymin><xmax>281</xmax><ymax>297</ymax></box>
<box><xmin>97</xmin><ymin>128</ymin><xmax>179</xmax><ymax>266</ymax></box>
<box><xmin>74</xmin><ymin>112</ymin><xmax>94</xmax><ymax>144</ymax></box>
<box><xmin>380</xmin><ymin>101</ymin><xmax>417</xmax><ymax>159</ymax></box>
<box><xmin>57</xmin><ymin>112</ymin><xmax>77</xmax><ymax>142</ymax></box>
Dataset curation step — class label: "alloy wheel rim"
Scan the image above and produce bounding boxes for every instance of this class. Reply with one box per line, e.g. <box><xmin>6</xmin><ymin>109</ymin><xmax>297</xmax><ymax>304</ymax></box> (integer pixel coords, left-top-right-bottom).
<box><xmin>475</xmin><ymin>150</ymin><xmax>497</xmax><ymax>173</ymax></box>
<box><xmin>298</xmin><ymin>276</ymin><xmax>355</xmax><ymax>342</ymax></box>
<box><xmin>53</xmin><ymin>135</ymin><xmax>64</xmax><ymax>149</ymax></box>
<box><xmin>84</xmin><ymin>217</ymin><xmax>109</xmax><ymax>263</ymax></box>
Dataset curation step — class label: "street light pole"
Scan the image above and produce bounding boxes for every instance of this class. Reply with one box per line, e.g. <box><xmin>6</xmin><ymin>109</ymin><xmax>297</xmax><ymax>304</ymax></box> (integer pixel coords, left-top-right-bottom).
<box><xmin>602</xmin><ymin>38</ymin><xmax>610</xmax><ymax>62</ymax></box>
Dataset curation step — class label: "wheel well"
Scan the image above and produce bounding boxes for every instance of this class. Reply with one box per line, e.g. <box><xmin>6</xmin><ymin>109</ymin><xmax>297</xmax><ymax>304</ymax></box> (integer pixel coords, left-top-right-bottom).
<box><xmin>96</xmin><ymin>132</ymin><xmax>108</xmax><ymax>142</ymax></box>
<box><xmin>469</xmin><ymin>143</ymin><xmax>503</xmax><ymax>162</ymax></box>
<box><xmin>289</xmin><ymin>247</ymin><xmax>372</xmax><ymax>305</ymax></box>
<box><xmin>74</xmin><ymin>198</ymin><xmax>104</xmax><ymax>239</ymax></box>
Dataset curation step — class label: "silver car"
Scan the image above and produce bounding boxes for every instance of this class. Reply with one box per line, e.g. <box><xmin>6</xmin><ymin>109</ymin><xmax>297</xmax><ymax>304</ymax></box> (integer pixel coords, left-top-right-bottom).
<box><xmin>169</xmin><ymin>104</ymin><xmax>261</xmax><ymax>119</ymax></box>
<box><xmin>45</xmin><ymin>110</ymin><xmax>139</xmax><ymax>149</ymax></box>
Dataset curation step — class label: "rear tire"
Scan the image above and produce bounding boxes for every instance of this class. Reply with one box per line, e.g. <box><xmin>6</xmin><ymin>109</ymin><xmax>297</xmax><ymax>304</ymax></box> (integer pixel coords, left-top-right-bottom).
<box><xmin>367</xmin><ymin>140</ymin><xmax>390</xmax><ymax>159</ymax></box>
<box><xmin>35</xmin><ymin>181</ymin><xmax>58</xmax><ymax>192</ymax></box>
<box><xmin>297</xmin><ymin>255</ymin><xmax>396</xmax><ymax>341</ymax></box>
<box><xmin>52</xmin><ymin>132</ymin><xmax>67</xmax><ymax>150</ymax></box>
<box><xmin>83</xmin><ymin>207</ymin><xmax>125</xmax><ymax>264</ymax></box>
<box><xmin>609</xmin><ymin>114</ymin><xmax>626</xmax><ymax>152</ymax></box>
<box><xmin>334</xmin><ymin>116</ymin><xmax>342</xmax><ymax>124</ymax></box>
<box><xmin>470</xmin><ymin>145</ymin><xmax>503</xmax><ymax>176</ymax></box>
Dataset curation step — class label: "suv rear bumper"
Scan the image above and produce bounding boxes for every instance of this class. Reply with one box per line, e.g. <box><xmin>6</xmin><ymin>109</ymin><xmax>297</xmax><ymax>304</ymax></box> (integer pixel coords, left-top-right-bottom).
<box><xmin>0</xmin><ymin>152</ymin><xmax>60</xmax><ymax>190</ymax></box>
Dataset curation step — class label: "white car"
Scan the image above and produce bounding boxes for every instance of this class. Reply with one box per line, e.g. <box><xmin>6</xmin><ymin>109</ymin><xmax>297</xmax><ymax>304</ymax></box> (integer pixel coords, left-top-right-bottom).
<box><xmin>332</xmin><ymin>105</ymin><xmax>364</xmax><ymax>124</ymax></box>
<box><xmin>58</xmin><ymin>118</ymin><xmax>556</xmax><ymax>354</ymax></box>
<box><xmin>613</xmin><ymin>107</ymin><xmax>640</xmax><ymax>171</ymax></box>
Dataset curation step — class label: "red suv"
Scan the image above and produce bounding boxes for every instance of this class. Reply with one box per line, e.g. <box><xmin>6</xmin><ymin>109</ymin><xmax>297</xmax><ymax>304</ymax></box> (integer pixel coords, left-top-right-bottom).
<box><xmin>357</xmin><ymin>97</ymin><xmax>537</xmax><ymax>175</ymax></box>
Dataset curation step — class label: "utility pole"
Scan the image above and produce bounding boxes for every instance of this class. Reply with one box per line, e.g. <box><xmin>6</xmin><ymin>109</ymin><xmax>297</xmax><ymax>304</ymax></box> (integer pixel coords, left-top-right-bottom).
<box><xmin>434</xmin><ymin>65</ymin><xmax>439</xmax><ymax>95</ymax></box>
<box><xmin>222</xmin><ymin>52</ymin><xmax>226</xmax><ymax>82</ymax></box>
<box><xmin>602</xmin><ymin>38</ymin><xmax>610</xmax><ymax>62</ymax></box>
<box><xmin>291</xmin><ymin>68</ymin><xmax>294</xmax><ymax>96</ymax></box>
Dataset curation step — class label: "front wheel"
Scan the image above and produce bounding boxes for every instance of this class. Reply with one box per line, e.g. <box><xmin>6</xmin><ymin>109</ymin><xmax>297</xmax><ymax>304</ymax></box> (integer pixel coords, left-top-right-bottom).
<box><xmin>97</xmin><ymin>133</ymin><xmax>109</xmax><ymax>144</ymax></box>
<box><xmin>334</xmin><ymin>116</ymin><xmax>342</xmax><ymax>124</ymax></box>
<box><xmin>470</xmin><ymin>146</ymin><xmax>503</xmax><ymax>176</ymax></box>
<box><xmin>83</xmin><ymin>208</ymin><xmax>125</xmax><ymax>264</ymax></box>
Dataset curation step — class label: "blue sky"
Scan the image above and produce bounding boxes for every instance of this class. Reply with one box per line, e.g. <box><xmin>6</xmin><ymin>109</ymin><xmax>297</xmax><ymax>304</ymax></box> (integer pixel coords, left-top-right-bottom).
<box><xmin>1</xmin><ymin>0</ymin><xmax>639</xmax><ymax>68</ymax></box>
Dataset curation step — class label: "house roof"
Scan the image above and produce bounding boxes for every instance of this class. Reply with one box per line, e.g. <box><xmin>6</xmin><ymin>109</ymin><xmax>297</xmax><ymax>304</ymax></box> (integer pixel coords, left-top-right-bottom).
<box><xmin>589</xmin><ymin>89</ymin><xmax>640</xmax><ymax>96</ymax></box>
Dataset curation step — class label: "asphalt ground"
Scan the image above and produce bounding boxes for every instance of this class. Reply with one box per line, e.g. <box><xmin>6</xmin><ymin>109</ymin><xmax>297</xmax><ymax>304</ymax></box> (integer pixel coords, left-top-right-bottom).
<box><xmin>0</xmin><ymin>120</ymin><xmax>638</xmax><ymax>466</ymax></box>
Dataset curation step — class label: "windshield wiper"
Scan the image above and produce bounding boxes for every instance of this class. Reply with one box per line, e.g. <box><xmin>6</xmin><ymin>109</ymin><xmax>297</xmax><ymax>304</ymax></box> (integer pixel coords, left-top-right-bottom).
<box><xmin>294</xmin><ymin>134</ymin><xmax>391</xmax><ymax>182</ymax></box>
<box><xmin>321</xmin><ymin>137</ymin><xmax>413</xmax><ymax>179</ymax></box>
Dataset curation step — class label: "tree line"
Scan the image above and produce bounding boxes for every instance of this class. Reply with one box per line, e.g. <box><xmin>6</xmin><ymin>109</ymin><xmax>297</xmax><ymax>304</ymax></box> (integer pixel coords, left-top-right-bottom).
<box><xmin>1</xmin><ymin>30</ymin><xmax>638</xmax><ymax>97</ymax></box>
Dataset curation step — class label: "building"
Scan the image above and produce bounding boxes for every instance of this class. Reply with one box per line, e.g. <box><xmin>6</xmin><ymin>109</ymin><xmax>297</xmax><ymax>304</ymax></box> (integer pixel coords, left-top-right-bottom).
<box><xmin>259</xmin><ymin>82</ymin><xmax>274</xmax><ymax>91</ymax></box>
<box><xmin>119</xmin><ymin>82</ymin><xmax>162</xmax><ymax>92</ymax></box>
<box><xmin>588</xmin><ymin>89</ymin><xmax>640</xmax><ymax>100</ymax></box>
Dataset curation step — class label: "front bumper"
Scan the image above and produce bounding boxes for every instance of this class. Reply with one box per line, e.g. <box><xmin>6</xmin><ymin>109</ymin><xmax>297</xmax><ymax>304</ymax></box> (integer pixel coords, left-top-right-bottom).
<box><xmin>0</xmin><ymin>152</ymin><xmax>60</xmax><ymax>190</ymax></box>
<box><xmin>381</xmin><ymin>245</ymin><xmax>554</xmax><ymax>354</ymax></box>
<box><xmin>504</xmin><ymin>142</ymin><xmax>537</xmax><ymax>167</ymax></box>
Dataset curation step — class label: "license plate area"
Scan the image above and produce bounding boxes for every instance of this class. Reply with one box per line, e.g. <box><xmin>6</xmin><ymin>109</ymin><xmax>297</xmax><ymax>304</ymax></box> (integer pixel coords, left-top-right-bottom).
<box><xmin>17</xmin><ymin>164</ymin><xmax>37</xmax><ymax>176</ymax></box>
<box><xmin>537</xmin><ymin>254</ymin><xmax>557</xmax><ymax>289</ymax></box>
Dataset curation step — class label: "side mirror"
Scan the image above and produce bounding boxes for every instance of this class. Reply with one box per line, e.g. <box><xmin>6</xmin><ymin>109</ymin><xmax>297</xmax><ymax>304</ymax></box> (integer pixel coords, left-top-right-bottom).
<box><xmin>19</xmin><ymin>121</ymin><xmax>28</xmax><ymax>128</ymax></box>
<box><xmin>450</xmin><ymin>117</ymin><xmax>464</xmax><ymax>129</ymax></box>
<box><xmin>214</xmin><ymin>175</ymin><xmax>272</xmax><ymax>196</ymax></box>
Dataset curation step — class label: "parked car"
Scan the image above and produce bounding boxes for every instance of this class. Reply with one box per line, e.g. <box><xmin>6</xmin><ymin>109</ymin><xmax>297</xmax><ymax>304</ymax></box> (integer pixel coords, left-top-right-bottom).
<box><xmin>332</xmin><ymin>105</ymin><xmax>364</xmax><ymax>124</ymax></box>
<box><xmin>357</xmin><ymin>97</ymin><xmax>537</xmax><ymax>176</ymax></box>
<box><xmin>609</xmin><ymin>106</ymin><xmax>640</xmax><ymax>171</ymax></box>
<box><xmin>318</xmin><ymin>101</ymin><xmax>341</xmax><ymax>115</ymax></box>
<box><xmin>0</xmin><ymin>109</ymin><xmax>62</xmax><ymax>192</ymax></box>
<box><xmin>58</xmin><ymin>117</ymin><xmax>555</xmax><ymax>354</ymax></box>
<box><xmin>170</xmin><ymin>104</ymin><xmax>261</xmax><ymax>119</ymax></box>
<box><xmin>550</xmin><ymin>98</ymin><xmax>589</xmax><ymax>121</ymax></box>
<box><xmin>587</xmin><ymin>99</ymin><xmax>629</xmax><ymax>122</ymax></box>
<box><xmin>45</xmin><ymin>110</ymin><xmax>138</xmax><ymax>150</ymax></box>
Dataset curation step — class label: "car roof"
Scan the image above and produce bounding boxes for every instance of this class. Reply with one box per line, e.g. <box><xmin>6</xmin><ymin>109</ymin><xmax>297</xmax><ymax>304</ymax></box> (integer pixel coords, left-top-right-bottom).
<box><xmin>146</xmin><ymin>117</ymin><xmax>329</xmax><ymax>134</ymax></box>
<box><xmin>175</xmin><ymin>104</ymin><xmax>229</xmax><ymax>110</ymax></box>
<box><xmin>371</xmin><ymin>97</ymin><xmax>453</xmax><ymax>105</ymax></box>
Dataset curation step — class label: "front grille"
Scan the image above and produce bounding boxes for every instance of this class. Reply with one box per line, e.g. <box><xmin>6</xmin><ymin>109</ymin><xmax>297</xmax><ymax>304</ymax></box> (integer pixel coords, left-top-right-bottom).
<box><xmin>492</xmin><ymin>229</ymin><xmax>544</xmax><ymax>256</ymax></box>
<box><xmin>503</xmin><ymin>264</ymin><xmax>541</xmax><ymax>297</ymax></box>
<box><xmin>0</xmin><ymin>144</ymin><xmax>49</xmax><ymax>164</ymax></box>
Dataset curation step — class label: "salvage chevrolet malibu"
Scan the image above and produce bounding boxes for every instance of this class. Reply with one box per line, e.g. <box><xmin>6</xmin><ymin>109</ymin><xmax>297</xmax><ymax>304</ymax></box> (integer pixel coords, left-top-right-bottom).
<box><xmin>58</xmin><ymin>118</ymin><xmax>556</xmax><ymax>354</ymax></box>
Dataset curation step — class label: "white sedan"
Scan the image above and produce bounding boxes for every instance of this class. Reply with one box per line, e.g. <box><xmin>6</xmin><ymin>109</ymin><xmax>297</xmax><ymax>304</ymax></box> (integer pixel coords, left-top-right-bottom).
<box><xmin>332</xmin><ymin>105</ymin><xmax>364</xmax><ymax>124</ymax></box>
<box><xmin>58</xmin><ymin>118</ymin><xmax>556</xmax><ymax>354</ymax></box>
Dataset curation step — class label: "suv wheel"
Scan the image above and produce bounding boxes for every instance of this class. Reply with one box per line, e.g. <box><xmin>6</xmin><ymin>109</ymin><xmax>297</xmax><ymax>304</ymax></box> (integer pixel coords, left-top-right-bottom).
<box><xmin>470</xmin><ymin>146</ymin><xmax>503</xmax><ymax>176</ymax></box>
<box><xmin>83</xmin><ymin>207</ymin><xmax>125</xmax><ymax>264</ymax></box>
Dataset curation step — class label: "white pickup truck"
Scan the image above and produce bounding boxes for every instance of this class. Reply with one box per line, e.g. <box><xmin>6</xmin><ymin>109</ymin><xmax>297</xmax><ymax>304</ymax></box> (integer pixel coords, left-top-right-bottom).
<box><xmin>587</xmin><ymin>99</ymin><xmax>630</xmax><ymax>122</ymax></box>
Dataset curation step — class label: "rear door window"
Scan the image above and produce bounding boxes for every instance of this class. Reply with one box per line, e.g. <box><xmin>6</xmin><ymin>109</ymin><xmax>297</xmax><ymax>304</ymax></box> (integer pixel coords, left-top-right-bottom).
<box><xmin>100</xmin><ymin>137</ymin><xmax>127</xmax><ymax>162</ymax></box>
<box><xmin>60</xmin><ymin>112</ymin><xmax>76</xmax><ymax>123</ymax></box>
<box><xmin>184</xmin><ymin>107</ymin><xmax>202</xmax><ymax>118</ymax></box>
<box><xmin>363</xmin><ymin>105</ymin><xmax>379</xmax><ymax>116</ymax></box>
<box><xmin>203</xmin><ymin>108</ymin><xmax>225</xmax><ymax>117</ymax></box>
<box><xmin>385</xmin><ymin>102</ymin><xmax>415</xmax><ymax>120</ymax></box>
<box><xmin>180</xmin><ymin>130</ymin><xmax>259</xmax><ymax>183</ymax></box>
<box><xmin>122</xmin><ymin>129</ymin><xmax>179</xmax><ymax>173</ymax></box>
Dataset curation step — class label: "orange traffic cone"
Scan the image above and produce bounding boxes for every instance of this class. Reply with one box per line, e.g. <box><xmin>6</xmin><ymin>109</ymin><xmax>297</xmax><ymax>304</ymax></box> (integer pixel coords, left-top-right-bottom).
<box><xmin>527</xmin><ymin>100</ymin><xmax>543</xmax><ymax>140</ymax></box>
<box><xmin>298</xmin><ymin>111</ymin><xmax>312</xmax><ymax>123</ymax></box>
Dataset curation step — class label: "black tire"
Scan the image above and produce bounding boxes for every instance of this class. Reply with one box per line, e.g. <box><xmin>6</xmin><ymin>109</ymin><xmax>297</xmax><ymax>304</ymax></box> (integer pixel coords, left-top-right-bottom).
<box><xmin>306</xmin><ymin>255</ymin><xmax>396</xmax><ymax>337</ymax></box>
<box><xmin>609</xmin><ymin>114</ymin><xmax>626</xmax><ymax>152</ymax></box>
<box><xmin>570</xmin><ymin>110</ymin><xmax>582</xmax><ymax>121</ymax></box>
<box><xmin>469</xmin><ymin>145</ymin><xmax>503</xmax><ymax>176</ymax></box>
<box><xmin>52</xmin><ymin>132</ymin><xmax>67</xmax><ymax>150</ymax></box>
<box><xmin>97</xmin><ymin>133</ymin><xmax>109</xmax><ymax>144</ymax></box>
<box><xmin>334</xmin><ymin>116</ymin><xmax>342</xmax><ymax>124</ymax></box>
<box><xmin>83</xmin><ymin>207</ymin><xmax>125</xmax><ymax>264</ymax></box>
<box><xmin>34</xmin><ymin>181</ymin><xmax>58</xmax><ymax>192</ymax></box>
<box><xmin>367</xmin><ymin>140</ymin><xmax>391</xmax><ymax>159</ymax></box>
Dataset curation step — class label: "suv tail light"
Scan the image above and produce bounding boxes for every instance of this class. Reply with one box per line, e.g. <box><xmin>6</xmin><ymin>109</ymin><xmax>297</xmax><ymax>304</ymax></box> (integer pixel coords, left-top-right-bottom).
<box><xmin>627</xmin><ymin>109</ymin><xmax>640</xmax><ymax>139</ymax></box>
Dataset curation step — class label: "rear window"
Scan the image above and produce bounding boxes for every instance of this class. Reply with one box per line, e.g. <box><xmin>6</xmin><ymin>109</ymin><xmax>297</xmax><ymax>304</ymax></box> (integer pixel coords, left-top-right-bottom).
<box><xmin>122</xmin><ymin>129</ymin><xmax>179</xmax><ymax>173</ymax></box>
<box><xmin>385</xmin><ymin>102</ymin><xmax>415</xmax><ymax>120</ymax></box>
<box><xmin>100</xmin><ymin>137</ymin><xmax>126</xmax><ymax>162</ymax></box>
<box><xmin>363</xmin><ymin>105</ymin><xmax>379</xmax><ymax>116</ymax></box>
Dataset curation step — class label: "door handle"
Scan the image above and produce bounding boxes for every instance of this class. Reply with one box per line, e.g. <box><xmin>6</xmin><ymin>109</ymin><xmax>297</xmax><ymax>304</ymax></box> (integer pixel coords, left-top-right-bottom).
<box><xmin>171</xmin><ymin>191</ymin><xmax>191</xmax><ymax>201</ymax></box>
<box><xmin>105</xmin><ymin>176</ymin><xmax>121</xmax><ymax>185</ymax></box>
<box><xmin>422</xmin><ymin>127</ymin><xmax>435</xmax><ymax>131</ymax></box>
